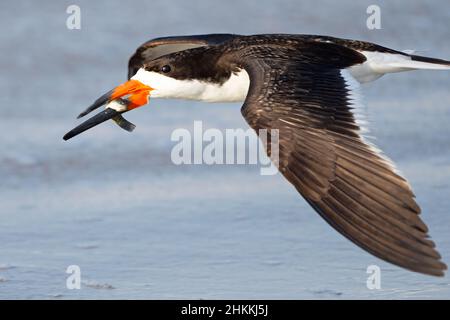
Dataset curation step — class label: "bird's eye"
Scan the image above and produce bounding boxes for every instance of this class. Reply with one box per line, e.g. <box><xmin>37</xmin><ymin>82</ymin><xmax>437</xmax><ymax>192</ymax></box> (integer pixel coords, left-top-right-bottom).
<box><xmin>161</xmin><ymin>65</ymin><xmax>171</xmax><ymax>73</ymax></box>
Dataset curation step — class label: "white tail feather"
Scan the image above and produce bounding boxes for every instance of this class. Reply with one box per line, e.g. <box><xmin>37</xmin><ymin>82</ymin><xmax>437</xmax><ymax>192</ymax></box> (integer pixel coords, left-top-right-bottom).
<box><xmin>349</xmin><ymin>51</ymin><xmax>450</xmax><ymax>83</ymax></box>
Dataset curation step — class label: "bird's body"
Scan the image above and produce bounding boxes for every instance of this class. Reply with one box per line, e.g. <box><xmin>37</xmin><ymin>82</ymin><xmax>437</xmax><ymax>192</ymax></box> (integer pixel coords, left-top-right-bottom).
<box><xmin>64</xmin><ymin>34</ymin><xmax>450</xmax><ymax>276</ymax></box>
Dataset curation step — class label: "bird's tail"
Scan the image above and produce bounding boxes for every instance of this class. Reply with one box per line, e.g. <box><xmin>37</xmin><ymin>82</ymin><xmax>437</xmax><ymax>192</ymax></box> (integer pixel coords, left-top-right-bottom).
<box><xmin>351</xmin><ymin>50</ymin><xmax>450</xmax><ymax>83</ymax></box>
<box><xmin>392</xmin><ymin>51</ymin><xmax>450</xmax><ymax>70</ymax></box>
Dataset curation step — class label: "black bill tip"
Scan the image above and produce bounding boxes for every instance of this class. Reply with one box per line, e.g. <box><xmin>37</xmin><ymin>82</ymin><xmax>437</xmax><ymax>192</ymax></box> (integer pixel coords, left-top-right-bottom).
<box><xmin>63</xmin><ymin>108</ymin><xmax>121</xmax><ymax>141</ymax></box>
<box><xmin>112</xmin><ymin>114</ymin><xmax>136</xmax><ymax>132</ymax></box>
<box><xmin>76</xmin><ymin>89</ymin><xmax>114</xmax><ymax>119</ymax></box>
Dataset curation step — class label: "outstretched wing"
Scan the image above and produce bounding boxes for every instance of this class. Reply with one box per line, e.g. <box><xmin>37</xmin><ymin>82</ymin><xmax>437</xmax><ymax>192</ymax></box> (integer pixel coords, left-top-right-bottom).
<box><xmin>236</xmin><ymin>38</ymin><xmax>446</xmax><ymax>276</ymax></box>
<box><xmin>128</xmin><ymin>34</ymin><xmax>238</xmax><ymax>79</ymax></box>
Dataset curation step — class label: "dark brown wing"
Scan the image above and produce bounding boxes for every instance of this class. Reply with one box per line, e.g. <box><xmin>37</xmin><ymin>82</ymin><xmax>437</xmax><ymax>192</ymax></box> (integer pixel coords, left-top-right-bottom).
<box><xmin>234</xmin><ymin>38</ymin><xmax>447</xmax><ymax>276</ymax></box>
<box><xmin>128</xmin><ymin>34</ymin><xmax>238</xmax><ymax>79</ymax></box>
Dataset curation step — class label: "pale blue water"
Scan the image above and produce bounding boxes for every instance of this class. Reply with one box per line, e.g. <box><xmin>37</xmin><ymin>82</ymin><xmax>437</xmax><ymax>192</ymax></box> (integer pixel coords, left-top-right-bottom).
<box><xmin>0</xmin><ymin>0</ymin><xmax>450</xmax><ymax>299</ymax></box>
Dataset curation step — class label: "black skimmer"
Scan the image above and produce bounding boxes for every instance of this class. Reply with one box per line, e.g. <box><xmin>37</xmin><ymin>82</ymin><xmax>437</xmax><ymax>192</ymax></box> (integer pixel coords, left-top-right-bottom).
<box><xmin>64</xmin><ymin>34</ymin><xmax>450</xmax><ymax>276</ymax></box>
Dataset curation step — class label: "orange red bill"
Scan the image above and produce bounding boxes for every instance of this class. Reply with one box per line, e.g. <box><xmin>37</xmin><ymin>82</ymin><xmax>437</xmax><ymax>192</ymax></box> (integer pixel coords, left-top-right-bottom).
<box><xmin>77</xmin><ymin>80</ymin><xmax>153</xmax><ymax>118</ymax></box>
<box><xmin>63</xmin><ymin>80</ymin><xmax>153</xmax><ymax>141</ymax></box>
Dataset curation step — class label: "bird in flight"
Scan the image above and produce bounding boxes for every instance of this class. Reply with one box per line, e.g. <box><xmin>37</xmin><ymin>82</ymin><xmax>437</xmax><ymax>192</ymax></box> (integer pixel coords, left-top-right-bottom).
<box><xmin>64</xmin><ymin>34</ymin><xmax>450</xmax><ymax>276</ymax></box>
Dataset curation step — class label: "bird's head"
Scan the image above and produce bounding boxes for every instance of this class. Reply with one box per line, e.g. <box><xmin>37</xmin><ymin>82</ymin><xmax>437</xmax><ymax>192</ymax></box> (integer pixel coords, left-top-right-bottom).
<box><xmin>63</xmin><ymin>49</ymin><xmax>249</xmax><ymax>140</ymax></box>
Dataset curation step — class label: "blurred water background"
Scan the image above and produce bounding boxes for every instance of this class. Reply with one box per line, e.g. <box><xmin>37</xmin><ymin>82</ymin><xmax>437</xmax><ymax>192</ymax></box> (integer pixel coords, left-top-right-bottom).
<box><xmin>0</xmin><ymin>0</ymin><xmax>450</xmax><ymax>299</ymax></box>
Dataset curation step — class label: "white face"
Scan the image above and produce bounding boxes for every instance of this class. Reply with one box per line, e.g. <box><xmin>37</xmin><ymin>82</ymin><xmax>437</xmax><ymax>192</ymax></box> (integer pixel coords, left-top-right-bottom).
<box><xmin>131</xmin><ymin>68</ymin><xmax>250</xmax><ymax>103</ymax></box>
